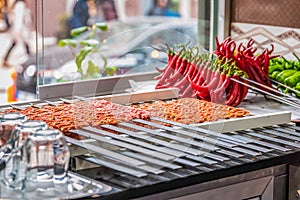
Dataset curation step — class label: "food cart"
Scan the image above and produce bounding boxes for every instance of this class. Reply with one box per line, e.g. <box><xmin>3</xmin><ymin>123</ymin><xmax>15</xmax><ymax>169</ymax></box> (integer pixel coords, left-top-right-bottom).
<box><xmin>1</xmin><ymin>0</ymin><xmax>300</xmax><ymax>199</ymax></box>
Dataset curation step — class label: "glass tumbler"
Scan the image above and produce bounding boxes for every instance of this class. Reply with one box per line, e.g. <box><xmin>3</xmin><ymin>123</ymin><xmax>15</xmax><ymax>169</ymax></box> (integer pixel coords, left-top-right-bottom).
<box><xmin>1</xmin><ymin>120</ymin><xmax>48</xmax><ymax>190</ymax></box>
<box><xmin>23</xmin><ymin>129</ymin><xmax>70</xmax><ymax>192</ymax></box>
<box><xmin>0</xmin><ymin>113</ymin><xmax>27</xmax><ymax>149</ymax></box>
<box><xmin>8</xmin><ymin>120</ymin><xmax>48</xmax><ymax>150</ymax></box>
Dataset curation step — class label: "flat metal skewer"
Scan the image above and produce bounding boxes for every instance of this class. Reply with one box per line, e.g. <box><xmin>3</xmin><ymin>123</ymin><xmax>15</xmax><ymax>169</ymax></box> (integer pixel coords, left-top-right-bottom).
<box><xmin>240</xmin><ymin>77</ymin><xmax>298</xmax><ymax>100</ymax></box>
<box><xmin>270</xmin><ymin>79</ymin><xmax>300</xmax><ymax>96</ymax></box>
<box><xmin>231</xmin><ymin>78</ymin><xmax>300</xmax><ymax>109</ymax></box>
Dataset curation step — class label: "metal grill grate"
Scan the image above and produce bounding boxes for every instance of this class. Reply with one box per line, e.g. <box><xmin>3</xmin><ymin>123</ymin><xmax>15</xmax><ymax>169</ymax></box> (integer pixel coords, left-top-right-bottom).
<box><xmin>1</xmin><ymin>92</ymin><xmax>300</xmax><ymax>198</ymax></box>
<box><xmin>66</xmin><ymin>115</ymin><xmax>300</xmax><ymax>190</ymax></box>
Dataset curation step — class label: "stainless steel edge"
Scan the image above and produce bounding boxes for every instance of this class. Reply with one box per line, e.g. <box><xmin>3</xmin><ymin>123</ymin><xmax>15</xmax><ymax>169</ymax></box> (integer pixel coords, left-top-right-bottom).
<box><xmin>194</xmin><ymin>111</ymin><xmax>292</xmax><ymax>133</ymax></box>
<box><xmin>38</xmin><ymin>71</ymin><xmax>160</xmax><ymax>100</ymax></box>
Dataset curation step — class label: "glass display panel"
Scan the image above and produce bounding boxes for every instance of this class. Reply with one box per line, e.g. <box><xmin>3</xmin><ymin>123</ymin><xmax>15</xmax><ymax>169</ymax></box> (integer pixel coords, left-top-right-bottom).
<box><xmin>27</xmin><ymin>0</ymin><xmax>205</xmax><ymax>99</ymax></box>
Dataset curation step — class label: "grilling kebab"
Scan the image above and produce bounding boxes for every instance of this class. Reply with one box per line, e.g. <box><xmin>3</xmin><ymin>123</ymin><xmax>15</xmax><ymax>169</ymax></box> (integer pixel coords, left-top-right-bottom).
<box><xmin>1</xmin><ymin>98</ymin><xmax>249</xmax><ymax>137</ymax></box>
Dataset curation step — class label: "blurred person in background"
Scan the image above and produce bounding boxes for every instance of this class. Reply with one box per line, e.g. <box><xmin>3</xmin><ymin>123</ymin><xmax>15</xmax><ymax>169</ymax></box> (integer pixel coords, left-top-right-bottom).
<box><xmin>1</xmin><ymin>0</ymin><xmax>11</xmax><ymax>31</ymax></box>
<box><xmin>148</xmin><ymin>0</ymin><xmax>180</xmax><ymax>17</ymax></box>
<box><xmin>2</xmin><ymin>0</ymin><xmax>32</xmax><ymax>68</ymax></box>
<box><xmin>67</xmin><ymin>0</ymin><xmax>90</xmax><ymax>35</ymax></box>
<box><xmin>92</xmin><ymin>0</ymin><xmax>117</xmax><ymax>22</ymax></box>
<box><xmin>101</xmin><ymin>0</ymin><xmax>117</xmax><ymax>21</ymax></box>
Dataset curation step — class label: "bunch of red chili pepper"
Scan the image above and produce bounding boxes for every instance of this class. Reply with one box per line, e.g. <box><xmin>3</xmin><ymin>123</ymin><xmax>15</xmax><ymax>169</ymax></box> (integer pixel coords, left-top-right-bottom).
<box><xmin>215</xmin><ymin>37</ymin><xmax>275</xmax><ymax>88</ymax></box>
<box><xmin>155</xmin><ymin>44</ymin><xmax>249</xmax><ymax>106</ymax></box>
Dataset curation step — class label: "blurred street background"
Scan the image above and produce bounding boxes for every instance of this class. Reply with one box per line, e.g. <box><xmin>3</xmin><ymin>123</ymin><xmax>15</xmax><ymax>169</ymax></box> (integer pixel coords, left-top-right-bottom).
<box><xmin>0</xmin><ymin>0</ymin><xmax>198</xmax><ymax>105</ymax></box>
<box><xmin>0</xmin><ymin>31</ymin><xmax>25</xmax><ymax>104</ymax></box>
<box><xmin>0</xmin><ymin>30</ymin><xmax>38</xmax><ymax>104</ymax></box>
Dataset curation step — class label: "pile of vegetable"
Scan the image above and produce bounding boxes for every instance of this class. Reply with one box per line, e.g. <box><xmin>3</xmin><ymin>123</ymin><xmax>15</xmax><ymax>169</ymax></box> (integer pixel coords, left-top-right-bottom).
<box><xmin>155</xmin><ymin>44</ymin><xmax>249</xmax><ymax>106</ymax></box>
<box><xmin>215</xmin><ymin>37</ymin><xmax>275</xmax><ymax>88</ymax></box>
<box><xmin>154</xmin><ymin>37</ymin><xmax>275</xmax><ymax>107</ymax></box>
<box><xmin>269</xmin><ymin>54</ymin><xmax>300</xmax><ymax>97</ymax></box>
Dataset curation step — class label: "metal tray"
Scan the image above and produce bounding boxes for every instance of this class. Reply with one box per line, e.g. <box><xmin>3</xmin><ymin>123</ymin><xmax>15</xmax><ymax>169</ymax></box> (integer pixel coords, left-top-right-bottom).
<box><xmin>0</xmin><ymin>171</ymin><xmax>112</xmax><ymax>199</ymax></box>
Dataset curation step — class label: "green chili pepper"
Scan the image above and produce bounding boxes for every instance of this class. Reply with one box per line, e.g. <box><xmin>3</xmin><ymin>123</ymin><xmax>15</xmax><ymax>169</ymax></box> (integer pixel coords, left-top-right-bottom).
<box><xmin>295</xmin><ymin>82</ymin><xmax>300</xmax><ymax>91</ymax></box>
<box><xmin>272</xmin><ymin>57</ymin><xmax>284</xmax><ymax>64</ymax></box>
<box><xmin>270</xmin><ymin>71</ymin><xmax>281</xmax><ymax>79</ymax></box>
<box><xmin>284</xmin><ymin>61</ymin><xmax>294</xmax><ymax>69</ymax></box>
<box><xmin>284</xmin><ymin>71</ymin><xmax>300</xmax><ymax>87</ymax></box>
<box><xmin>276</xmin><ymin>69</ymin><xmax>297</xmax><ymax>83</ymax></box>
<box><xmin>294</xmin><ymin>62</ymin><xmax>300</xmax><ymax>71</ymax></box>
<box><xmin>268</xmin><ymin>64</ymin><xmax>285</xmax><ymax>74</ymax></box>
<box><xmin>293</xmin><ymin>80</ymin><xmax>300</xmax><ymax>98</ymax></box>
<box><xmin>279</xmin><ymin>57</ymin><xmax>294</xmax><ymax>70</ymax></box>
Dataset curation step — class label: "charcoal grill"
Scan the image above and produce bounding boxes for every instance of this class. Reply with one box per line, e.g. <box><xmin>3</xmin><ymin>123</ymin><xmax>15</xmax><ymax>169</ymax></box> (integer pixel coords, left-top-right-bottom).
<box><xmin>2</xmin><ymin>72</ymin><xmax>300</xmax><ymax>200</ymax></box>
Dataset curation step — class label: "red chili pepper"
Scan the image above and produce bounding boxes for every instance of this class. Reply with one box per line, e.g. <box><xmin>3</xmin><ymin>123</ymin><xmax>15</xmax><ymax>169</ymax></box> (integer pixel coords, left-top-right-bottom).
<box><xmin>243</xmin><ymin>46</ymin><xmax>257</xmax><ymax>57</ymax></box>
<box><xmin>206</xmin><ymin>66</ymin><xmax>221</xmax><ymax>90</ymax></box>
<box><xmin>214</xmin><ymin>66</ymin><xmax>233</xmax><ymax>103</ymax></box>
<box><xmin>154</xmin><ymin>73</ymin><xmax>163</xmax><ymax>80</ymax></box>
<box><xmin>226</xmin><ymin>40</ymin><xmax>236</xmax><ymax>58</ymax></box>
<box><xmin>166</xmin><ymin>57</ymin><xmax>188</xmax><ymax>84</ymax></box>
<box><xmin>194</xmin><ymin>71</ymin><xmax>219</xmax><ymax>93</ymax></box>
<box><xmin>195</xmin><ymin>90</ymin><xmax>210</xmax><ymax>101</ymax></box>
<box><xmin>191</xmin><ymin>67</ymin><xmax>201</xmax><ymax>83</ymax></box>
<box><xmin>193</xmin><ymin>60</ymin><xmax>208</xmax><ymax>81</ymax></box>
<box><xmin>201</xmin><ymin>67</ymin><xmax>211</xmax><ymax>86</ymax></box>
<box><xmin>215</xmin><ymin>71</ymin><xmax>231</xmax><ymax>94</ymax></box>
<box><xmin>222</xmin><ymin>37</ymin><xmax>231</xmax><ymax>48</ymax></box>
<box><xmin>235</xmin><ymin>53</ymin><xmax>246</xmax><ymax>71</ymax></box>
<box><xmin>155</xmin><ymin>54</ymin><xmax>179</xmax><ymax>89</ymax></box>
<box><xmin>239</xmin><ymin>54</ymin><xmax>263</xmax><ymax>85</ymax></box>
<box><xmin>249</xmin><ymin>56</ymin><xmax>269</xmax><ymax>85</ymax></box>
<box><xmin>174</xmin><ymin>49</ymin><xmax>186</xmax><ymax>71</ymax></box>
<box><xmin>182</xmin><ymin>54</ymin><xmax>199</xmax><ymax>77</ymax></box>
<box><xmin>210</xmin><ymin>90</ymin><xmax>217</xmax><ymax>103</ymax></box>
<box><xmin>230</xmin><ymin>77</ymin><xmax>248</xmax><ymax>107</ymax></box>
<box><xmin>174</xmin><ymin>60</ymin><xmax>194</xmax><ymax>88</ymax></box>
<box><xmin>187</xmin><ymin>60</ymin><xmax>199</xmax><ymax>79</ymax></box>
<box><xmin>174</xmin><ymin>76</ymin><xmax>189</xmax><ymax>88</ymax></box>
<box><xmin>225</xmin><ymin>77</ymin><xmax>241</xmax><ymax>106</ymax></box>
<box><xmin>201</xmin><ymin>60</ymin><xmax>217</xmax><ymax>85</ymax></box>
<box><xmin>237</xmin><ymin>42</ymin><xmax>245</xmax><ymax>53</ymax></box>
<box><xmin>195</xmin><ymin>76</ymin><xmax>205</xmax><ymax>88</ymax></box>
<box><xmin>190</xmin><ymin>64</ymin><xmax>220</xmax><ymax>95</ymax></box>
<box><xmin>154</xmin><ymin>52</ymin><xmax>175</xmax><ymax>80</ymax></box>
<box><xmin>215</xmin><ymin>37</ymin><xmax>221</xmax><ymax>54</ymax></box>
<box><xmin>180</xmin><ymin>84</ymin><xmax>194</xmax><ymax>98</ymax></box>
<box><xmin>192</xmin><ymin>61</ymin><xmax>209</xmax><ymax>84</ymax></box>
<box><xmin>188</xmin><ymin>76</ymin><xmax>209</xmax><ymax>99</ymax></box>
<box><xmin>268</xmin><ymin>44</ymin><xmax>274</xmax><ymax>54</ymax></box>
<box><xmin>190</xmin><ymin>63</ymin><xmax>200</xmax><ymax>80</ymax></box>
<box><xmin>240</xmin><ymin>80</ymin><xmax>249</xmax><ymax>101</ymax></box>
<box><xmin>247</xmin><ymin>38</ymin><xmax>254</xmax><ymax>48</ymax></box>
<box><xmin>262</xmin><ymin>52</ymin><xmax>270</xmax><ymax>76</ymax></box>
<box><xmin>225</xmin><ymin>82</ymin><xmax>240</xmax><ymax>106</ymax></box>
<box><xmin>155</xmin><ymin>66</ymin><xmax>166</xmax><ymax>74</ymax></box>
<box><xmin>178</xmin><ymin>81</ymin><xmax>188</xmax><ymax>94</ymax></box>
